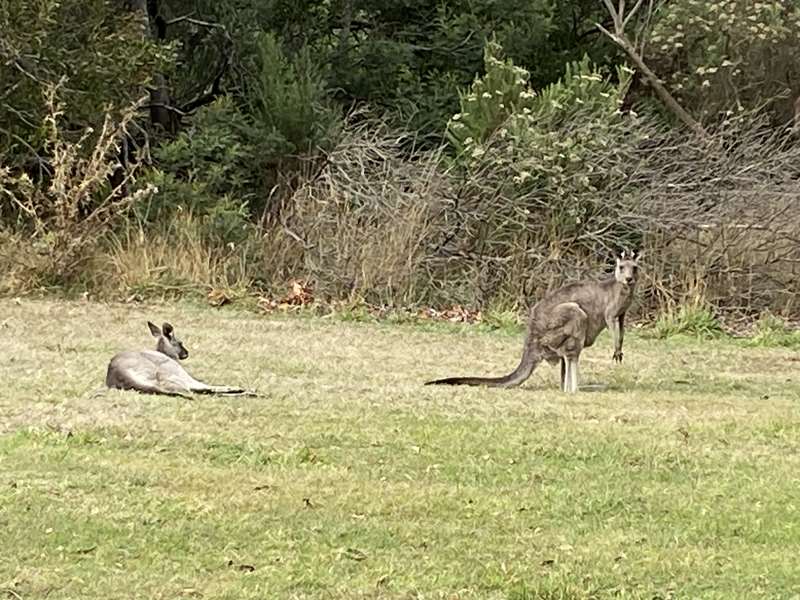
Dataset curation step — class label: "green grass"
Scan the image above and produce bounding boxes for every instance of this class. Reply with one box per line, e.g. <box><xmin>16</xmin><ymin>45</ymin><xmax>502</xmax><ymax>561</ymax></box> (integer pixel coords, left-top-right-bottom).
<box><xmin>746</xmin><ymin>313</ymin><xmax>800</xmax><ymax>349</ymax></box>
<box><xmin>1</xmin><ymin>299</ymin><xmax>799</xmax><ymax>599</ymax></box>
<box><xmin>652</xmin><ymin>303</ymin><xmax>723</xmax><ymax>340</ymax></box>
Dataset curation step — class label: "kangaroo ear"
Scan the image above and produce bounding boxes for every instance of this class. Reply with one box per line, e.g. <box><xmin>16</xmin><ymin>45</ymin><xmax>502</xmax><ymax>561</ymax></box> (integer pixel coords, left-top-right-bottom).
<box><xmin>147</xmin><ymin>321</ymin><xmax>161</xmax><ymax>337</ymax></box>
<box><xmin>161</xmin><ymin>322</ymin><xmax>174</xmax><ymax>338</ymax></box>
<box><xmin>633</xmin><ymin>250</ymin><xmax>644</xmax><ymax>263</ymax></box>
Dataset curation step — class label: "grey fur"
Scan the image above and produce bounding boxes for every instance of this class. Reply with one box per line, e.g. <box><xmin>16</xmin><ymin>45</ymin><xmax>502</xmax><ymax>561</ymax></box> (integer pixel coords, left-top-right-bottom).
<box><xmin>106</xmin><ymin>321</ymin><xmax>249</xmax><ymax>397</ymax></box>
<box><xmin>425</xmin><ymin>251</ymin><xmax>642</xmax><ymax>393</ymax></box>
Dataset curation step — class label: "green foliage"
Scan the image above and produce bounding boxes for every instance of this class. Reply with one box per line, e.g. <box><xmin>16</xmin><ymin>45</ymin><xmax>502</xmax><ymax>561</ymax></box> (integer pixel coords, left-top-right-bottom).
<box><xmin>448</xmin><ymin>42</ymin><xmax>632</xmax><ymax>160</ymax></box>
<box><xmin>480</xmin><ymin>307</ymin><xmax>523</xmax><ymax>335</ymax></box>
<box><xmin>653</xmin><ymin>303</ymin><xmax>724</xmax><ymax>339</ymax></box>
<box><xmin>0</xmin><ymin>0</ymin><xmax>175</xmax><ymax>167</ymax></box>
<box><xmin>136</xmin><ymin>99</ymin><xmax>255</xmax><ymax>245</ymax></box>
<box><xmin>648</xmin><ymin>0</ymin><xmax>800</xmax><ymax>119</ymax></box>
<box><xmin>447</xmin><ymin>42</ymin><xmax>637</xmax><ymax>245</ymax></box>
<box><xmin>202</xmin><ymin>0</ymin><xmax>614</xmax><ymax>142</ymax></box>
<box><xmin>446</xmin><ymin>39</ymin><xmax>536</xmax><ymax>156</ymax></box>
<box><xmin>245</xmin><ymin>32</ymin><xmax>339</xmax><ymax>155</ymax></box>
<box><xmin>746</xmin><ymin>313</ymin><xmax>800</xmax><ymax>348</ymax></box>
<box><xmin>150</xmin><ymin>98</ymin><xmax>255</xmax><ymax>203</ymax></box>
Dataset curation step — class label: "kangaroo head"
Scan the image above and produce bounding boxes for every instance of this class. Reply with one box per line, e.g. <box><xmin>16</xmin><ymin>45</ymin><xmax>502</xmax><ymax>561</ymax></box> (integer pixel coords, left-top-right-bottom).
<box><xmin>614</xmin><ymin>250</ymin><xmax>641</xmax><ymax>287</ymax></box>
<box><xmin>147</xmin><ymin>321</ymin><xmax>189</xmax><ymax>360</ymax></box>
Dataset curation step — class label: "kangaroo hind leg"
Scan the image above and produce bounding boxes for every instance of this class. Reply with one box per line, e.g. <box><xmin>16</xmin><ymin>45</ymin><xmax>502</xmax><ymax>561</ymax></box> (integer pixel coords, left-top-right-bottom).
<box><xmin>567</xmin><ymin>356</ymin><xmax>580</xmax><ymax>393</ymax></box>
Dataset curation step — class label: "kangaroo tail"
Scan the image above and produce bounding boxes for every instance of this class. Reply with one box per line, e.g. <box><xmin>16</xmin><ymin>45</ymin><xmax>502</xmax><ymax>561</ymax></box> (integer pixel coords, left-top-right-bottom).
<box><xmin>425</xmin><ymin>345</ymin><xmax>540</xmax><ymax>388</ymax></box>
<box><xmin>192</xmin><ymin>384</ymin><xmax>256</xmax><ymax>396</ymax></box>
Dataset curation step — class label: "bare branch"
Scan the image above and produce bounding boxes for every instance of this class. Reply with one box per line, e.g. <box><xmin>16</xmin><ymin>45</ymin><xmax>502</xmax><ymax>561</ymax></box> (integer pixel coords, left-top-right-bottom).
<box><xmin>621</xmin><ymin>0</ymin><xmax>647</xmax><ymax>31</ymax></box>
<box><xmin>601</xmin><ymin>0</ymin><xmax>620</xmax><ymax>27</ymax></box>
<box><xmin>164</xmin><ymin>15</ymin><xmax>227</xmax><ymax>30</ymax></box>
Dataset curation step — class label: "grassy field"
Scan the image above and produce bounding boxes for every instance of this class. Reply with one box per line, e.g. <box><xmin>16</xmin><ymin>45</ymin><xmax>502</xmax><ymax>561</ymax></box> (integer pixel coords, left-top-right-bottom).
<box><xmin>1</xmin><ymin>299</ymin><xmax>799</xmax><ymax>599</ymax></box>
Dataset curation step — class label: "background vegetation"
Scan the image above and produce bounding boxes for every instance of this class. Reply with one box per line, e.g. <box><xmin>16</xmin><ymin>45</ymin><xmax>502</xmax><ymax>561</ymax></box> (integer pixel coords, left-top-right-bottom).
<box><xmin>2</xmin><ymin>0</ymin><xmax>800</xmax><ymax>325</ymax></box>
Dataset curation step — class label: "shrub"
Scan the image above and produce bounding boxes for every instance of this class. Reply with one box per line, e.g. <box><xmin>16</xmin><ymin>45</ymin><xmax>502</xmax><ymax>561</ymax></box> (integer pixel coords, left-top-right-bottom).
<box><xmin>245</xmin><ymin>32</ymin><xmax>340</xmax><ymax>157</ymax></box>
<box><xmin>0</xmin><ymin>0</ymin><xmax>175</xmax><ymax>172</ymax></box>
<box><xmin>746</xmin><ymin>313</ymin><xmax>800</xmax><ymax>348</ymax></box>
<box><xmin>436</xmin><ymin>41</ymin><xmax>640</xmax><ymax>306</ymax></box>
<box><xmin>648</xmin><ymin>0</ymin><xmax>800</xmax><ymax>121</ymax></box>
<box><xmin>0</xmin><ymin>87</ymin><xmax>155</xmax><ymax>287</ymax></box>
<box><xmin>653</xmin><ymin>302</ymin><xmax>723</xmax><ymax>339</ymax></box>
<box><xmin>271</xmin><ymin>116</ymin><xmax>447</xmax><ymax>305</ymax></box>
<box><xmin>134</xmin><ymin>99</ymin><xmax>255</xmax><ymax>246</ymax></box>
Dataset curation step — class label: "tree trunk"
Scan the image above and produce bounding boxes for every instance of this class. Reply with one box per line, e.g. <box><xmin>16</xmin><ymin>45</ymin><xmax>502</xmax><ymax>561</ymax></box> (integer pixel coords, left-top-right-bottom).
<box><xmin>131</xmin><ymin>0</ymin><xmax>177</xmax><ymax>132</ymax></box>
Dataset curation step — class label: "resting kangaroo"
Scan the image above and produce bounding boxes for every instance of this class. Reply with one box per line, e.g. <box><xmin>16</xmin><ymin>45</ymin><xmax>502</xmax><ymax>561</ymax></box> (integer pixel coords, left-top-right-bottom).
<box><xmin>106</xmin><ymin>321</ymin><xmax>248</xmax><ymax>397</ymax></box>
<box><xmin>425</xmin><ymin>251</ymin><xmax>641</xmax><ymax>393</ymax></box>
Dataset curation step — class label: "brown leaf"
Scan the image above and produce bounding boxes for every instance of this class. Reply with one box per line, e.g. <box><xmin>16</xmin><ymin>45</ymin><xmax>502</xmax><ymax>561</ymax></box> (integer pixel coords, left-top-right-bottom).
<box><xmin>207</xmin><ymin>288</ymin><xmax>232</xmax><ymax>307</ymax></box>
<box><xmin>281</xmin><ymin>279</ymin><xmax>313</xmax><ymax>306</ymax></box>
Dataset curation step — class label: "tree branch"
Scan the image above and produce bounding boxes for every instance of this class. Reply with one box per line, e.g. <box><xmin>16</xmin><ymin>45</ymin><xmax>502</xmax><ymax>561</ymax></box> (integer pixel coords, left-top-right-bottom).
<box><xmin>178</xmin><ymin>53</ymin><xmax>229</xmax><ymax>114</ymax></box>
<box><xmin>596</xmin><ymin>1</ymin><xmax>707</xmax><ymax>139</ymax></box>
<box><xmin>164</xmin><ymin>15</ymin><xmax>227</xmax><ymax>30</ymax></box>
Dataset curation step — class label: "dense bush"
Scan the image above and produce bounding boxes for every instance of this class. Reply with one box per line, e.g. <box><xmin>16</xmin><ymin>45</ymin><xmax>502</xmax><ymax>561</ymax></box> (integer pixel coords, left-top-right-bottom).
<box><xmin>648</xmin><ymin>0</ymin><xmax>800</xmax><ymax>122</ymax></box>
<box><xmin>0</xmin><ymin>0</ymin><xmax>174</xmax><ymax>170</ymax></box>
<box><xmin>2</xmin><ymin>2</ymin><xmax>800</xmax><ymax>324</ymax></box>
<box><xmin>135</xmin><ymin>99</ymin><xmax>255</xmax><ymax>245</ymax></box>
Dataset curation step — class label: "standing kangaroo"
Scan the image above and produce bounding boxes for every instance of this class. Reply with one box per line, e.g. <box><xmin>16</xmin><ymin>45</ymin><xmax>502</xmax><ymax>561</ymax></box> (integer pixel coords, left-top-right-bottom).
<box><xmin>106</xmin><ymin>321</ymin><xmax>249</xmax><ymax>397</ymax></box>
<box><xmin>425</xmin><ymin>251</ymin><xmax>642</xmax><ymax>393</ymax></box>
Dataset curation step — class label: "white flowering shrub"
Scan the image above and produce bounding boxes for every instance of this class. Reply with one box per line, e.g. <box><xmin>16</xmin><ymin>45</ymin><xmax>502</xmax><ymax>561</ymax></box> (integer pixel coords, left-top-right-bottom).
<box><xmin>445</xmin><ymin>39</ymin><xmax>535</xmax><ymax>158</ymax></box>
<box><xmin>648</xmin><ymin>0</ymin><xmax>800</xmax><ymax>119</ymax></box>
<box><xmin>445</xmin><ymin>41</ymin><xmax>637</xmax><ymax>247</ymax></box>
